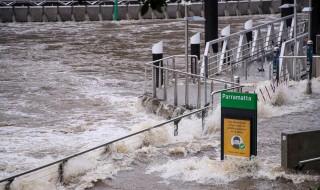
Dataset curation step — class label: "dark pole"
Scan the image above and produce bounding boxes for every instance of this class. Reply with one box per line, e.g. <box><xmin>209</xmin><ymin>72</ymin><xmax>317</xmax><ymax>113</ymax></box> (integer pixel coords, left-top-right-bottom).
<box><xmin>281</xmin><ymin>0</ymin><xmax>294</xmax><ymax>27</ymax></box>
<box><xmin>205</xmin><ymin>0</ymin><xmax>218</xmax><ymax>53</ymax></box>
<box><xmin>311</xmin><ymin>0</ymin><xmax>320</xmax><ymax>53</ymax></box>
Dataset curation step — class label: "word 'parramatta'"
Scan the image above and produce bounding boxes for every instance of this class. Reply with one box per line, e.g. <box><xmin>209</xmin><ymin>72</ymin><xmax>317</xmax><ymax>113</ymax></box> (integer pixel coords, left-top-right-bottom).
<box><xmin>222</xmin><ymin>94</ymin><xmax>252</xmax><ymax>101</ymax></box>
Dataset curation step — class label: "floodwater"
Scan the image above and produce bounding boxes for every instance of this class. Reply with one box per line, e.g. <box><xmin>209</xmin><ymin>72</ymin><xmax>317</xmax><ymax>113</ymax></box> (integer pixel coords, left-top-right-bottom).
<box><xmin>0</xmin><ymin>15</ymin><xmax>320</xmax><ymax>189</ymax></box>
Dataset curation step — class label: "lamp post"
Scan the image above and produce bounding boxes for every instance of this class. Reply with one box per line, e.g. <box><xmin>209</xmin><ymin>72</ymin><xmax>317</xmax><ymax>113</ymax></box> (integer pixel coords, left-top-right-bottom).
<box><xmin>182</xmin><ymin>0</ymin><xmax>205</xmax><ymax>107</ymax></box>
<box><xmin>184</xmin><ymin>1</ymin><xmax>190</xmax><ymax>73</ymax></box>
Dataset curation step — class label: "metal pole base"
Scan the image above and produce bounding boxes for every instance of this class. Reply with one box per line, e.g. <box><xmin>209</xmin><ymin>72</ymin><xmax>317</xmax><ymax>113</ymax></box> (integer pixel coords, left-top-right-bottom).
<box><xmin>306</xmin><ymin>81</ymin><xmax>312</xmax><ymax>94</ymax></box>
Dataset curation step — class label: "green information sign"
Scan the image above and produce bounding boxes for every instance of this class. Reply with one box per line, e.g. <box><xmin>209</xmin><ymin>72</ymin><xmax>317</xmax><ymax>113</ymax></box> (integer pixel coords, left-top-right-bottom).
<box><xmin>221</xmin><ymin>91</ymin><xmax>258</xmax><ymax>160</ymax></box>
<box><xmin>221</xmin><ymin>92</ymin><xmax>257</xmax><ymax>110</ymax></box>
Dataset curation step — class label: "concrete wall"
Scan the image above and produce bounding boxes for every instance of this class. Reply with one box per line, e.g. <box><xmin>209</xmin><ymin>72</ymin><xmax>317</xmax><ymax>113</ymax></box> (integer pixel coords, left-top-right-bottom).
<box><xmin>29</xmin><ymin>6</ymin><xmax>43</xmax><ymax>22</ymax></box>
<box><xmin>14</xmin><ymin>6</ymin><xmax>28</xmax><ymax>22</ymax></box>
<box><xmin>153</xmin><ymin>6</ymin><xmax>165</xmax><ymax>19</ymax></box>
<box><xmin>86</xmin><ymin>5</ymin><xmax>99</xmax><ymax>21</ymax></box>
<box><xmin>0</xmin><ymin>7</ymin><xmax>14</xmax><ymax>22</ymax></box>
<box><xmin>166</xmin><ymin>3</ymin><xmax>178</xmax><ymax>19</ymax></box>
<box><xmin>44</xmin><ymin>6</ymin><xmax>58</xmax><ymax>22</ymax></box>
<box><xmin>0</xmin><ymin>1</ymin><xmax>291</xmax><ymax>23</ymax></box>
<box><xmin>58</xmin><ymin>6</ymin><xmax>72</xmax><ymax>21</ymax></box>
<box><xmin>100</xmin><ymin>5</ymin><xmax>113</xmax><ymax>21</ymax></box>
<box><xmin>190</xmin><ymin>3</ymin><xmax>202</xmax><ymax>17</ymax></box>
<box><xmin>127</xmin><ymin>4</ymin><xmax>140</xmax><ymax>20</ymax></box>
<box><xmin>281</xmin><ymin>130</ymin><xmax>320</xmax><ymax>171</ymax></box>
<box><xmin>117</xmin><ymin>5</ymin><xmax>127</xmax><ymax>20</ymax></box>
<box><xmin>72</xmin><ymin>5</ymin><xmax>86</xmax><ymax>21</ymax></box>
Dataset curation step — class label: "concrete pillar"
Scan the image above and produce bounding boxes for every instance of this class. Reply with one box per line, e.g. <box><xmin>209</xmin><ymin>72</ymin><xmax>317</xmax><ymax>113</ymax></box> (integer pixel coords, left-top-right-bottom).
<box><xmin>153</xmin><ymin>6</ymin><xmax>165</xmax><ymax>19</ymax></box>
<box><xmin>271</xmin><ymin>0</ymin><xmax>282</xmax><ymax>14</ymax></box>
<box><xmin>190</xmin><ymin>3</ymin><xmax>202</xmax><ymax>17</ymax></box>
<box><xmin>127</xmin><ymin>4</ymin><xmax>140</xmax><ymax>20</ymax></box>
<box><xmin>0</xmin><ymin>7</ymin><xmax>14</xmax><ymax>22</ymax></box>
<box><xmin>14</xmin><ymin>6</ymin><xmax>29</xmax><ymax>22</ymax></box>
<box><xmin>205</xmin><ymin>0</ymin><xmax>218</xmax><ymax>53</ymax></box>
<box><xmin>249</xmin><ymin>1</ymin><xmax>261</xmax><ymax>15</ymax></box>
<box><xmin>141</xmin><ymin>5</ymin><xmax>153</xmax><ymax>19</ymax></box>
<box><xmin>29</xmin><ymin>6</ymin><xmax>43</xmax><ymax>22</ymax></box>
<box><xmin>115</xmin><ymin>5</ymin><xmax>126</xmax><ymax>20</ymax></box>
<box><xmin>59</xmin><ymin>6</ymin><xmax>72</xmax><ymax>21</ymax></box>
<box><xmin>44</xmin><ymin>6</ymin><xmax>58</xmax><ymax>22</ymax></box>
<box><xmin>217</xmin><ymin>2</ymin><xmax>224</xmax><ymax>16</ymax></box>
<box><xmin>86</xmin><ymin>5</ymin><xmax>99</xmax><ymax>21</ymax></box>
<box><xmin>166</xmin><ymin>4</ymin><xmax>178</xmax><ymax>19</ymax></box>
<box><xmin>261</xmin><ymin>0</ymin><xmax>272</xmax><ymax>14</ymax></box>
<box><xmin>225</xmin><ymin>1</ymin><xmax>237</xmax><ymax>16</ymax></box>
<box><xmin>237</xmin><ymin>1</ymin><xmax>250</xmax><ymax>16</ymax></box>
<box><xmin>72</xmin><ymin>6</ymin><xmax>86</xmax><ymax>21</ymax></box>
<box><xmin>100</xmin><ymin>5</ymin><xmax>113</xmax><ymax>20</ymax></box>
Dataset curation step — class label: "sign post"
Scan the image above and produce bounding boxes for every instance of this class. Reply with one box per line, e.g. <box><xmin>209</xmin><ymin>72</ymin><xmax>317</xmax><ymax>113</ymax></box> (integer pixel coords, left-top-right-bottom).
<box><xmin>221</xmin><ymin>91</ymin><xmax>257</xmax><ymax>160</ymax></box>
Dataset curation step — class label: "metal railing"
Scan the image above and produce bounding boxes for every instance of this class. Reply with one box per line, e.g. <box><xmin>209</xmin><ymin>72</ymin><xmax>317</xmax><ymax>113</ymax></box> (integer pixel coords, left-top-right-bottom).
<box><xmin>0</xmin><ymin>105</ymin><xmax>213</xmax><ymax>189</ymax></box>
<box><xmin>202</xmin><ymin>14</ymin><xmax>309</xmax><ymax>81</ymax></box>
<box><xmin>277</xmin><ymin>55</ymin><xmax>320</xmax><ymax>81</ymax></box>
<box><xmin>144</xmin><ymin>55</ymin><xmax>243</xmax><ymax>108</ymax></box>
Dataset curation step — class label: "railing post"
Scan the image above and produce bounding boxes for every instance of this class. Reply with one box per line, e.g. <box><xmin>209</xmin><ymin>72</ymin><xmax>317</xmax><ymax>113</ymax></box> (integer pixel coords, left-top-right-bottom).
<box><xmin>210</xmin><ymin>80</ymin><xmax>214</xmax><ymax>110</ymax></box>
<box><xmin>174</xmin><ymin>120</ymin><xmax>179</xmax><ymax>136</ymax></box>
<box><xmin>152</xmin><ymin>67</ymin><xmax>157</xmax><ymax>98</ymax></box>
<box><xmin>197</xmin><ymin>76</ymin><xmax>201</xmax><ymax>109</ymax></box>
<box><xmin>5</xmin><ymin>179</ymin><xmax>13</xmax><ymax>190</ymax></box>
<box><xmin>233</xmin><ymin>76</ymin><xmax>241</xmax><ymax>92</ymax></box>
<box><xmin>144</xmin><ymin>67</ymin><xmax>147</xmax><ymax>95</ymax></box>
<box><xmin>204</xmin><ymin>55</ymin><xmax>208</xmax><ymax>105</ymax></box>
<box><xmin>185</xmin><ymin>73</ymin><xmax>189</xmax><ymax>107</ymax></box>
<box><xmin>174</xmin><ymin>70</ymin><xmax>178</xmax><ymax>106</ymax></box>
<box><xmin>245</xmin><ymin>57</ymin><xmax>248</xmax><ymax>80</ymax></box>
<box><xmin>202</xmin><ymin>109</ymin><xmax>205</xmax><ymax>131</ymax></box>
<box><xmin>164</xmin><ymin>68</ymin><xmax>168</xmax><ymax>101</ymax></box>
<box><xmin>58</xmin><ymin>160</ymin><xmax>67</xmax><ymax>185</ymax></box>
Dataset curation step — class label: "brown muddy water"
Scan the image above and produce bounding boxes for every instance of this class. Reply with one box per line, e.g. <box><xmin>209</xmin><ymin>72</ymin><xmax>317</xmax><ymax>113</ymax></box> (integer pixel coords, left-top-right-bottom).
<box><xmin>0</xmin><ymin>14</ymin><xmax>320</xmax><ymax>190</ymax></box>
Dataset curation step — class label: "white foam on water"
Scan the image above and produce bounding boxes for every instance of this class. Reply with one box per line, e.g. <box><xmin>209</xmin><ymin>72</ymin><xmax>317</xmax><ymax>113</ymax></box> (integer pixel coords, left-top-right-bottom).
<box><xmin>146</xmin><ymin>156</ymin><xmax>319</xmax><ymax>185</ymax></box>
<box><xmin>203</xmin><ymin>105</ymin><xmax>221</xmax><ymax>136</ymax></box>
<box><xmin>254</xmin><ymin>79</ymin><xmax>320</xmax><ymax>118</ymax></box>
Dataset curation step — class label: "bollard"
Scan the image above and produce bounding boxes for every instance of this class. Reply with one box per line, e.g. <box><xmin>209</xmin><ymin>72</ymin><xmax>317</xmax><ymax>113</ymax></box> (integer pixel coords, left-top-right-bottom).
<box><xmin>233</xmin><ymin>76</ymin><xmax>241</xmax><ymax>92</ymax></box>
<box><xmin>306</xmin><ymin>40</ymin><xmax>313</xmax><ymax>94</ymax></box>
<box><xmin>190</xmin><ymin>32</ymin><xmax>200</xmax><ymax>75</ymax></box>
<box><xmin>245</xmin><ymin>19</ymin><xmax>253</xmax><ymax>43</ymax></box>
<box><xmin>273</xmin><ymin>46</ymin><xmax>280</xmax><ymax>86</ymax></box>
<box><xmin>152</xmin><ymin>41</ymin><xmax>164</xmax><ymax>88</ymax></box>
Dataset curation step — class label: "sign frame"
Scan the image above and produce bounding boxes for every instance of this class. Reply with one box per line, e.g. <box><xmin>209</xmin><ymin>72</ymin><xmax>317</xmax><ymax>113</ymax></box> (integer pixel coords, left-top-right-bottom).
<box><xmin>221</xmin><ymin>91</ymin><xmax>257</xmax><ymax>160</ymax></box>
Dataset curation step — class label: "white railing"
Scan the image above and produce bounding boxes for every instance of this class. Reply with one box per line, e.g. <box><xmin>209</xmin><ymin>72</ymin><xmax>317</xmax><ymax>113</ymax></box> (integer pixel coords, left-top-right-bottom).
<box><xmin>202</xmin><ymin>14</ymin><xmax>309</xmax><ymax>81</ymax></box>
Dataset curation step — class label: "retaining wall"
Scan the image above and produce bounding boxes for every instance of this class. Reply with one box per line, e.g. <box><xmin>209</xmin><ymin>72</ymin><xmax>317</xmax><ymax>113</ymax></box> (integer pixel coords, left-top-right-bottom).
<box><xmin>0</xmin><ymin>1</ymin><xmax>306</xmax><ymax>23</ymax></box>
<box><xmin>281</xmin><ymin>130</ymin><xmax>320</xmax><ymax>171</ymax></box>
